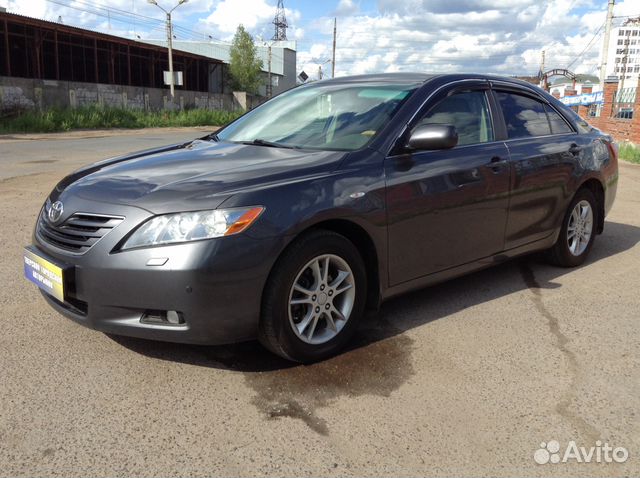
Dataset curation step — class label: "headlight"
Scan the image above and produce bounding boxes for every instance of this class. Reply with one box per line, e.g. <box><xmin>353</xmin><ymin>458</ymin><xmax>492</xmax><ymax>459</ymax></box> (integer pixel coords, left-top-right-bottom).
<box><xmin>121</xmin><ymin>206</ymin><xmax>264</xmax><ymax>250</ymax></box>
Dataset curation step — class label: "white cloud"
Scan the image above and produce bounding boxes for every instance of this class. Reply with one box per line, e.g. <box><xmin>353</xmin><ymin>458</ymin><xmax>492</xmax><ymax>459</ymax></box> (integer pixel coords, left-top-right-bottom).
<box><xmin>335</xmin><ymin>0</ymin><xmax>359</xmax><ymax>16</ymax></box>
<box><xmin>198</xmin><ymin>0</ymin><xmax>301</xmax><ymax>40</ymax></box>
<box><xmin>4</xmin><ymin>0</ymin><xmax>49</xmax><ymax>19</ymax></box>
<box><xmin>201</xmin><ymin>0</ymin><xmax>274</xmax><ymax>34</ymax></box>
<box><xmin>295</xmin><ymin>0</ymin><xmax>640</xmax><ymax>78</ymax></box>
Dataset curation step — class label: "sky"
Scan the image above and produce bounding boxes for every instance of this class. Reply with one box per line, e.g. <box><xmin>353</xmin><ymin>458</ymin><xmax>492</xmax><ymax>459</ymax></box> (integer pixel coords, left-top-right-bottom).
<box><xmin>2</xmin><ymin>0</ymin><xmax>640</xmax><ymax>80</ymax></box>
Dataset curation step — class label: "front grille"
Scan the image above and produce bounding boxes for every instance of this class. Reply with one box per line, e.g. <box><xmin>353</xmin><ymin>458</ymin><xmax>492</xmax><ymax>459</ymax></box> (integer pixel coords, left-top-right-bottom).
<box><xmin>37</xmin><ymin>211</ymin><xmax>124</xmax><ymax>254</ymax></box>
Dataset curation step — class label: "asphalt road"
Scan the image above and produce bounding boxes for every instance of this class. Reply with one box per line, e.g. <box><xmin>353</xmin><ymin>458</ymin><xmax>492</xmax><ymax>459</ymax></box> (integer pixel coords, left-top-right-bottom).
<box><xmin>0</xmin><ymin>129</ymin><xmax>638</xmax><ymax>477</ymax></box>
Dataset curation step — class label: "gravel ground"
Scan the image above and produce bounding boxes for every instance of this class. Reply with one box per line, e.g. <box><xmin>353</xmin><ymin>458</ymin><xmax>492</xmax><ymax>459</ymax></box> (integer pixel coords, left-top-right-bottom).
<box><xmin>0</xmin><ymin>129</ymin><xmax>638</xmax><ymax>477</ymax></box>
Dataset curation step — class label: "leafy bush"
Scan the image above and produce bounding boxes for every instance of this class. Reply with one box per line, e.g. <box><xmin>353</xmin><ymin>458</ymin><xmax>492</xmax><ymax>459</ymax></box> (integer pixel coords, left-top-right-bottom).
<box><xmin>619</xmin><ymin>142</ymin><xmax>640</xmax><ymax>164</ymax></box>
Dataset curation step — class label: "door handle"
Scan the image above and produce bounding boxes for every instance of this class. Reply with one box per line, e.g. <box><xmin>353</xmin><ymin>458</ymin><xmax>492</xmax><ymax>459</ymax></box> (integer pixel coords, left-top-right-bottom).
<box><xmin>569</xmin><ymin>144</ymin><xmax>582</xmax><ymax>156</ymax></box>
<box><xmin>488</xmin><ymin>156</ymin><xmax>508</xmax><ymax>172</ymax></box>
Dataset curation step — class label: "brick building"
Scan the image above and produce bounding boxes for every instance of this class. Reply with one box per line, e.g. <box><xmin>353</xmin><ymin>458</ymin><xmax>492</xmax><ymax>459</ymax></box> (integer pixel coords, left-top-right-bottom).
<box><xmin>562</xmin><ymin>77</ymin><xmax>640</xmax><ymax>144</ymax></box>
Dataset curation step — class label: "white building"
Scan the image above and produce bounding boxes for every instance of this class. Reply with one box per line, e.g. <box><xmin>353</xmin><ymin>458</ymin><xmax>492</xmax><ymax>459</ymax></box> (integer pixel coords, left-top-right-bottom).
<box><xmin>142</xmin><ymin>39</ymin><xmax>297</xmax><ymax>97</ymax></box>
<box><xmin>550</xmin><ymin>81</ymin><xmax>600</xmax><ymax>97</ymax></box>
<box><xmin>605</xmin><ymin>17</ymin><xmax>640</xmax><ymax>83</ymax></box>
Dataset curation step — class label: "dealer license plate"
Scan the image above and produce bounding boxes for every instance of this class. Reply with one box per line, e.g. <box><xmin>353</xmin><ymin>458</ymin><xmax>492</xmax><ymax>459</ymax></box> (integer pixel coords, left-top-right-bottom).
<box><xmin>23</xmin><ymin>247</ymin><xmax>65</xmax><ymax>302</ymax></box>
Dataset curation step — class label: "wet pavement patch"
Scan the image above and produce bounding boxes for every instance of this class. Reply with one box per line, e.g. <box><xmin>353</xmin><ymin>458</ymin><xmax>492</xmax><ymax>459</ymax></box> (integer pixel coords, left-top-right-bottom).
<box><xmin>110</xmin><ymin>317</ymin><xmax>416</xmax><ymax>435</ymax></box>
<box><xmin>243</xmin><ymin>319</ymin><xmax>415</xmax><ymax>435</ymax></box>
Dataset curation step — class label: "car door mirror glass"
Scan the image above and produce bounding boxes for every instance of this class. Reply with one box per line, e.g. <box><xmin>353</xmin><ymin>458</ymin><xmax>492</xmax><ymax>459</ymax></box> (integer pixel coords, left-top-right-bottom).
<box><xmin>407</xmin><ymin>124</ymin><xmax>459</xmax><ymax>151</ymax></box>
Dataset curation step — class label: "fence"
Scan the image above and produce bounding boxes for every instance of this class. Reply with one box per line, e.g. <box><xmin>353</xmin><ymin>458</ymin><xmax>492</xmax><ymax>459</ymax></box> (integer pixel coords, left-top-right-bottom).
<box><xmin>0</xmin><ymin>76</ymin><xmax>264</xmax><ymax>113</ymax></box>
<box><xmin>612</xmin><ymin>87</ymin><xmax>637</xmax><ymax>119</ymax></box>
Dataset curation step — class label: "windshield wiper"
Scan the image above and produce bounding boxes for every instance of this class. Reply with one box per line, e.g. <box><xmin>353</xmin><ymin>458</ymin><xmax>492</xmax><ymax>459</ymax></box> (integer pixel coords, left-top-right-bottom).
<box><xmin>243</xmin><ymin>138</ymin><xmax>298</xmax><ymax>149</ymax></box>
<box><xmin>203</xmin><ymin>132</ymin><xmax>219</xmax><ymax>141</ymax></box>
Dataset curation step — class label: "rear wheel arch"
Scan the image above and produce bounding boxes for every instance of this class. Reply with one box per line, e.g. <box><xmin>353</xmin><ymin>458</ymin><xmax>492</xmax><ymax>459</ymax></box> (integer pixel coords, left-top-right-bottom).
<box><xmin>577</xmin><ymin>178</ymin><xmax>605</xmax><ymax>234</ymax></box>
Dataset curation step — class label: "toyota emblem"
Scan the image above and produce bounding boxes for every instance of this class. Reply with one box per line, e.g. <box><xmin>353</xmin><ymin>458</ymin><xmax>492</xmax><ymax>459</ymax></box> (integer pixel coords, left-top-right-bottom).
<box><xmin>48</xmin><ymin>201</ymin><xmax>64</xmax><ymax>223</ymax></box>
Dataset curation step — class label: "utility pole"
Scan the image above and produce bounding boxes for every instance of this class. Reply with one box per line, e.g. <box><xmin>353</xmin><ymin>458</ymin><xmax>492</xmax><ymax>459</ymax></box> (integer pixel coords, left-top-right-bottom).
<box><xmin>148</xmin><ymin>0</ymin><xmax>188</xmax><ymax>105</ymax></box>
<box><xmin>540</xmin><ymin>50</ymin><xmax>547</xmax><ymax>90</ymax></box>
<box><xmin>600</xmin><ymin>0</ymin><xmax>615</xmax><ymax>85</ymax></box>
<box><xmin>267</xmin><ymin>44</ymin><xmax>272</xmax><ymax>98</ymax></box>
<box><xmin>165</xmin><ymin>11</ymin><xmax>175</xmax><ymax>100</ymax></box>
<box><xmin>332</xmin><ymin>17</ymin><xmax>336</xmax><ymax>78</ymax></box>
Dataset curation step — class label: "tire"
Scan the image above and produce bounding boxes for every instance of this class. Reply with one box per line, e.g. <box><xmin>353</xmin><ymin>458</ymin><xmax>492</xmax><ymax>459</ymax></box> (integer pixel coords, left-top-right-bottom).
<box><xmin>259</xmin><ymin>230</ymin><xmax>367</xmax><ymax>363</ymax></box>
<box><xmin>548</xmin><ymin>188</ymin><xmax>599</xmax><ymax>267</ymax></box>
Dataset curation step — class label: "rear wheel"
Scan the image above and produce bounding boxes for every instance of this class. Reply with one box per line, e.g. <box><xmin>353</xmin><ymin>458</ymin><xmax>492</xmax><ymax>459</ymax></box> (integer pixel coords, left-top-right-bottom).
<box><xmin>548</xmin><ymin>188</ymin><xmax>598</xmax><ymax>267</ymax></box>
<box><xmin>259</xmin><ymin>230</ymin><xmax>367</xmax><ymax>362</ymax></box>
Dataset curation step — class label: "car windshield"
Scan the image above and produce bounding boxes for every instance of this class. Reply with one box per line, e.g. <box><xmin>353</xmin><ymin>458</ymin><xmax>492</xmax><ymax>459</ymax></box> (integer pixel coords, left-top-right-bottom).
<box><xmin>216</xmin><ymin>82</ymin><xmax>419</xmax><ymax>151</ymax></box>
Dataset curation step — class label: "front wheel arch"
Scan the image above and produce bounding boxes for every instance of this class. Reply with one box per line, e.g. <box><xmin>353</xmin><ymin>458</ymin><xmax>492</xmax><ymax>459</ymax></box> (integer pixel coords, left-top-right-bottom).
<box><xmin>261</xmin><ymin>219</ymin><xmax>382</xmax><ymax>315</ymax></box>
<box><xmin>258</xmin><ymin>228</ymin><xmax>368</xmax><ymax>362</ymax></box>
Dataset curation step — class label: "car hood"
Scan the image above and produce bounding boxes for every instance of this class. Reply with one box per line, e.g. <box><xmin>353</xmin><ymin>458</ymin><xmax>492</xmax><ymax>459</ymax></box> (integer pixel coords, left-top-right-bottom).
<box><xmin>54</xmin><ymin>139</ymin><xmax>347</xmax><ymax>214</ymax></box>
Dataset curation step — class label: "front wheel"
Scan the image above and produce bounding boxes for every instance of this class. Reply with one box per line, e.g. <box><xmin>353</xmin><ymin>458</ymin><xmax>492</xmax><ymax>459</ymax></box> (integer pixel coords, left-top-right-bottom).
<box><xmin>259</xmin><ymin>230</ymin><xmax>367</xmax><ymax>363</ymax></box>
<box><xmin>548</xmin><ymin>188</ymin><xmax>598</xmax><ymax>267</ymax></box>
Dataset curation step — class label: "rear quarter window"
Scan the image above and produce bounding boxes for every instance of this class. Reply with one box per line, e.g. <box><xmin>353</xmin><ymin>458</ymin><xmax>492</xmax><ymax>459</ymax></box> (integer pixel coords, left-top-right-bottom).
<box><xmin>544</xmin><ymin>105</ymin><xmax>574</xmax><ymax>134</ymax></box>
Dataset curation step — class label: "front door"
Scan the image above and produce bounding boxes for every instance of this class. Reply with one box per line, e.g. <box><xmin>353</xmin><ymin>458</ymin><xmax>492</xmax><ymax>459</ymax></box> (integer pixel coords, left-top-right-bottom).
<box><xmin>385</xmin><ymin>87</ymin><xmax>511</xmax><ymax>286</ymax></box>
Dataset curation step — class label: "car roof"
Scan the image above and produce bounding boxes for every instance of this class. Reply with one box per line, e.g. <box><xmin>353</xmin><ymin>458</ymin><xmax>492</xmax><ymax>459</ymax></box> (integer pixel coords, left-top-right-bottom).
<box><xmin>321</xmin><ymin>73</ymin><xmax>541</xmax><ymax>90</ymax></box>
<box><xmin>321</xmin><ymin>73</ymin><xmax>435</xmax><ymax>85</ymax></box>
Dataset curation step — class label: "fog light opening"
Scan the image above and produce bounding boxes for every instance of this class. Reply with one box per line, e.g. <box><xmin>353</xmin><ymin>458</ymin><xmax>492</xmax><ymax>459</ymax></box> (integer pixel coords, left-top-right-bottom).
<box><xmin>141</xmin><ymin>310</ymin><xmax>185</xmax><ymax>326</ymax></box>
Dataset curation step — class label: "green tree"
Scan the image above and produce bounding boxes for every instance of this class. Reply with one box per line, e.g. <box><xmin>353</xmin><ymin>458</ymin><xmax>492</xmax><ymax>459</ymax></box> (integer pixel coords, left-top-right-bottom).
<box><xmin>228</xmin><ymin>25</ymin><xmax>264</xmax><ymax>94</ymax></box>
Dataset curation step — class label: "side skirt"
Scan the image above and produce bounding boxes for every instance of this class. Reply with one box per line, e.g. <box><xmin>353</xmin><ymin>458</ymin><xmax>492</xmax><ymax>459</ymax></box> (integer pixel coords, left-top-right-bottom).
<box><xmin>381</xmin><ymin>232</ymin><xmax>558</xmax><ymax>302</ymax></box>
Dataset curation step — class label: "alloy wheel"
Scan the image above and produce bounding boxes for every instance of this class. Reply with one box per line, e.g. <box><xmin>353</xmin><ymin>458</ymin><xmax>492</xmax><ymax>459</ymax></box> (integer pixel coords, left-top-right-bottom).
<box><xmin>288</xmin><ymin>254</ymin><xmax>356</xmax><ymax>345</ymax></box>
<box><xmin>567</xmin><ymin>199</ymin><xmax>594</xmax><ymax>257</ymax></box>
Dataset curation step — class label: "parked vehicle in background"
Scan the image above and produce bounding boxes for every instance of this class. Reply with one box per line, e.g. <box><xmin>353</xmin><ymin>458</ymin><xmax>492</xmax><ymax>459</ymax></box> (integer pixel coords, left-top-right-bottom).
<box><xmin>24</xmin><ymin>73</ymin><xmax>618</xmax><ymax>362</ymax></box>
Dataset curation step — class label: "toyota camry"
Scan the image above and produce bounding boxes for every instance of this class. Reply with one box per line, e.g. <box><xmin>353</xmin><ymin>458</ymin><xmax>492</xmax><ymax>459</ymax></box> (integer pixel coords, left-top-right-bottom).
<box><xmin>23</xmin><ymin>73</ymin><xmax>618</xmax><ymax>362</ymax></box>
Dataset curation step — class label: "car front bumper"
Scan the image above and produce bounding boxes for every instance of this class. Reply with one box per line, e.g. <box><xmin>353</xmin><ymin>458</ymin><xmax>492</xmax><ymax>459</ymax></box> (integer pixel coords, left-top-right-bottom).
<box><xmin>30</xmin><ymin>200</ymin><xmax>285</xmax><ymax>345</ymax></box>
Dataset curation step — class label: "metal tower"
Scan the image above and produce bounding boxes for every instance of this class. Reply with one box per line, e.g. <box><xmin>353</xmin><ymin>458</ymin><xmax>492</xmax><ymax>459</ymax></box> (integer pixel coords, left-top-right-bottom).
<box><xmin>272</xmin><ymin>0</ymin><xmax>288</xmax><ymax>41</ymax></box>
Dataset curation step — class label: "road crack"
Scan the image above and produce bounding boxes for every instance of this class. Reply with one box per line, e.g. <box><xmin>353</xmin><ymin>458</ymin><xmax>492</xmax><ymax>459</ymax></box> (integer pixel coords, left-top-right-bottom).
<box><xmin>519</xmin><ymin>262</ymin><xmax>600</xmax><ymax>442</ymax></box>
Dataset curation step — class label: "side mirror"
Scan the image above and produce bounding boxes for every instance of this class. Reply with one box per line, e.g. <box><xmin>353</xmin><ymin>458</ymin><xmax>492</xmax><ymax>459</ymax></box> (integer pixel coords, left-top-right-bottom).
<box><xmin>407</xmin><ymin>124</ymin><xmax>458</xmax><ymax>151</ymax></box>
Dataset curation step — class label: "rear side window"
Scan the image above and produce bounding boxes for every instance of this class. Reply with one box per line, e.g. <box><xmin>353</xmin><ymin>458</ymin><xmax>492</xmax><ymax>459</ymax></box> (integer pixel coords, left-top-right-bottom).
<box><xmin>545</xmin><ymin>105</ymin><xmax>574</xmax><ymax>134</ymax></box>
<box><xmin>496</xmin><ymin>91</ymin><xmax>551</xmax><ymax>138</ymax></box>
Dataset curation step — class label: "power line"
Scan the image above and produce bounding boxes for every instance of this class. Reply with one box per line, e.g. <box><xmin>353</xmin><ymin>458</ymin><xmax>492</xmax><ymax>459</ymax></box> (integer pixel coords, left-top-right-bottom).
<box><xmin>565</xmin><ymin>22</ymin><xmax>605</xmax><ymax>70</ymax></box>
<box><xmin>43</xmin><ymin>0</ymin><xmax>229</xmax><ymax>43</ymax></box>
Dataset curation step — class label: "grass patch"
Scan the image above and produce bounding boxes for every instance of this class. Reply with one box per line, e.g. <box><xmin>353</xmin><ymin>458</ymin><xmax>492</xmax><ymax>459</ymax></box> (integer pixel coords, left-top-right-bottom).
<box><xmin>619</xmin><ymin>142</ymin><xmax>640</xmax><ymax>164</ymax></box>
<box><xmin>0</xmin><ymin>106</ymin><xmax>243</xmax><ymax>134</ymax></box>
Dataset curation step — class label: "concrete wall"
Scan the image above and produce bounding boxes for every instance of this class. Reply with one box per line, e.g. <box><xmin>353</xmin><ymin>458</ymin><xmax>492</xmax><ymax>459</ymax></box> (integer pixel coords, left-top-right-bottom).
<box><xmin>0</xmin><ymin>76</ymin><xmax>264</xmax><ymax>112</ymax></box>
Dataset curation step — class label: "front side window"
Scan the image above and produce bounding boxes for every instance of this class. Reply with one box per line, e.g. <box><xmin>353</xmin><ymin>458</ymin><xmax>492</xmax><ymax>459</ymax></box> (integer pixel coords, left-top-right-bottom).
<box><xmin>217</xmin><ymin>82</ymin><xmax>418</xmax><ymax>151</ymax></box>
<box><xmin>415</xmin><ymin>91</ymin><xmax>494</xmax><ymax>146</ymax></box>
<box><xmin>496</xmin><ymin>91</ymin><xmax>552</xmax><ymax>139</ymax></box>
<box><xmin>545</xmin><ymin>105</ymin><xmax>574</xmax><ymax>134</ymax></box>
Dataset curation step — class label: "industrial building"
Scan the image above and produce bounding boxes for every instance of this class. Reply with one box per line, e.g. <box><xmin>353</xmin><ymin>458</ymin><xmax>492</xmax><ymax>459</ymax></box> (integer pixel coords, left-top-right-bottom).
<box><xmin>0</xmin><ymin>9</ymin><xmax>296</xmax><ymax>111</ymax></box>
<box><xmin>0</xmin><ymin>11</ymin><xmax>224</xmax><ymax>93</ymax></box>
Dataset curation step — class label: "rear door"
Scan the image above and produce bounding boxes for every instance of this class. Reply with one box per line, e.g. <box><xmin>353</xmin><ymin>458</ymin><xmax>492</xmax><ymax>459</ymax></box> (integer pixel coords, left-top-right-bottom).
<box><xmin>385</xmin><ymin>82</ymin><xmax>511</xmax><ymax>285</ymax></box>
<box><xmin>490</xmin><ymin>85</ymin><xmax>582</xmax><ymax>249</ymax></box>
